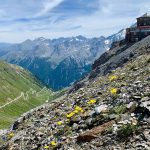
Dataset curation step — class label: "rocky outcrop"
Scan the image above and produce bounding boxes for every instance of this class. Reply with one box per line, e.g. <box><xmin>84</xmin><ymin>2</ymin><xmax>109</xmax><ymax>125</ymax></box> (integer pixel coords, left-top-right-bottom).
<box><xmin>90</xmin><ymin>35</ymin><xmax>150</xmax><ymax>79</ymax></box>
<box><xmin>77</xmin><ymin>120</ymin><xmax>115</xmax><ymax>142</ymax></box>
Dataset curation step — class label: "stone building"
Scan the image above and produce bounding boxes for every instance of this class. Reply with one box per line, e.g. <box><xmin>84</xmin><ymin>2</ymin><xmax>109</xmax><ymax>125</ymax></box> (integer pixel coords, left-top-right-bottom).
<box><xmin>126</xmin><ymin>13</ymin><xmax>150</xmax><ymax>42</ymax></box>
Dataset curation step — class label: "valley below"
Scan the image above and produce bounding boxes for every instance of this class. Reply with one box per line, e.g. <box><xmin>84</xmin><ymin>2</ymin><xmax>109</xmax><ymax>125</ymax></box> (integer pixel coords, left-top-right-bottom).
<box><xmin>0</xmin><ymin>61</ymin><xmax>64</xmax><ymax>129</ymax></box>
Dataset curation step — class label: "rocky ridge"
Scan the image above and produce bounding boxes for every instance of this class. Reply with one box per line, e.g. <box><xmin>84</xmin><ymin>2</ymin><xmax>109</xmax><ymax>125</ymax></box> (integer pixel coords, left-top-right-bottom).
<box><xmin>90</xmin><ymin>35</ymin><xmax>150</xmax><ymax>78</ymax></box>
<box><xmin>0</xmin><ymin>38</ymin><xmax>150</xmax><ymax>149</ymax></box>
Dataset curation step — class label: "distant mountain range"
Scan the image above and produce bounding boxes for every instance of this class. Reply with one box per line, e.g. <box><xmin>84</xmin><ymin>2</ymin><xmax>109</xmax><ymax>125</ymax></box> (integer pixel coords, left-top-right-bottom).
<box><xmin>0</xmin><ymin>29</ymin><xmax>126</xmax><ymax>90</ymax></box>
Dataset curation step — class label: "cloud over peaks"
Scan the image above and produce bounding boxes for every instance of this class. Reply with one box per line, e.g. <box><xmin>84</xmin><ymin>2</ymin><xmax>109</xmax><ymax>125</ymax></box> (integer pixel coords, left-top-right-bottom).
<box><xmin>0</xmin><ymin>0</ymin><xmax>150</xmax><ymax>43</ymax></box>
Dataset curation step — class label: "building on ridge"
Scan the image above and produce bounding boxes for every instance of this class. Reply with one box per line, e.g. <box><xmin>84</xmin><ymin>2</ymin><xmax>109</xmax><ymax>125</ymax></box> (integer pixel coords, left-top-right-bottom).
<box><xmin>125</xmin><ymin>13</ymin><xmax>150</xmax><ymax>42</ymax></box>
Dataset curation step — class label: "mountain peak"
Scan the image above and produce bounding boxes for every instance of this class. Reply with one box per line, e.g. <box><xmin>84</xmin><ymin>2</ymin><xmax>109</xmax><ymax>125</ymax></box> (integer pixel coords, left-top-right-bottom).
<box><xmin>34</xmin><ymin>37</ymin><xmax>47</xmax><ymax>42</ymax></box>
<box><xmin>75</xmin><ymin>35</ymin><xmax>87</xmax><ymax>40</ymax></box>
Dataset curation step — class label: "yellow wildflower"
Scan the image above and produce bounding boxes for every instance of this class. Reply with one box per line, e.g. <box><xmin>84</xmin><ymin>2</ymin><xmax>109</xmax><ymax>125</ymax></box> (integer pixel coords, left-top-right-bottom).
<box><xmin>44</xmin><ymin>145</ymin><xmax>49</xmax><ymax>149</ymax></box>
<box><xmin>66</xmin><ymin>112</ymin><xmax>75</xmax><ymax>118</ymax></box>
<box><xmin>66</xmin><ymin>114</ymin><xmax>70</xmax><ymax>118</ymax></box>
<box><xmin>50</xmin><ymin>141</ymin><xmax>57</xmax><ymax>146</ymax></box>
<box><xmin>73</xmin><ymin>109</ymin><xmax>79</xmax><ymax>113</ymax></box>
<box><xmin>87</xmin><ymin>99</ymin><xmax>96</xmax><ymax>104</ymax></box>
<box><xmin>66</xmin><ymin>106</ymin><xmax>84</xmax><ymax>118</ymax></box>
<box><xmin>71</xmin><ymin>112</ymin><xmax>75</xmax><ymax>116</ymax></box>
<box><xmin>74</xmin><ymin>106</ymin><xmax>84</xmax><ymax>113</ymax></box>
<box><xmin>8</xmin><ymin>133</ymin><xmax>14</xmax><ymax>138</ymax></box>
<box><xmin>110</xmin><ymin>88</ymin><xmax>118</xmax><ymax>95</ymax></box>
<box><xmin>57</xmin><ymin>121</ymin><xmax>63</xmax><ymax>125</ymax></box>
<box><xmin>109</xmin><ymin>75</ymin><xmax>118</xmax><ymax>81</ymax></box>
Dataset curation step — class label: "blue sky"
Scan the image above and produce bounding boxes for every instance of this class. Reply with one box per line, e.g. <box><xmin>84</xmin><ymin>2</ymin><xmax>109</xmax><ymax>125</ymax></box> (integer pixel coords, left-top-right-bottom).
<box><xmin>0</xmin><ymin>0</ymin><xmax>150</xmax><ymax>43</ymax></box>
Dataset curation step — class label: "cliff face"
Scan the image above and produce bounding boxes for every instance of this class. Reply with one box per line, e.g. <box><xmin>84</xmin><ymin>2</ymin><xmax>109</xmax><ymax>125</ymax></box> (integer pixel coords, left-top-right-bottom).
<box><xmin>0</xmin><ymin>36</ymin><xmax>150</xmax><ymax>150</ymax></box>
<box><xmin>69</xmin><ymin>36</ymin><xmax>150</xmax><ymax>93</ymax></box>
<box><xmin>90</xmin><ymin>35</ymin><xmax>150</xmax><ymax>79</ymax></box>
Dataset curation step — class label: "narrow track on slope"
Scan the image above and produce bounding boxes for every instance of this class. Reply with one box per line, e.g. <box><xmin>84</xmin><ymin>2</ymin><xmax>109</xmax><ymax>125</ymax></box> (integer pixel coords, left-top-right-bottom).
<box><xmin>0</xmin><ymin>88</ymin><xmax>37</xmax><ymax>109</ymax></box>
<box><xmin>0</xmin><ymin>92</ymin><xmax>24</xmax><ymax>109</ymax></box>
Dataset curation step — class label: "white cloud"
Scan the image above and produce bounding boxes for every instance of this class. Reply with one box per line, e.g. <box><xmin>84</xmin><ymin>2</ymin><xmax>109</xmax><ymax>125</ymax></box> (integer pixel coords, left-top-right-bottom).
<box><xmin>35</xmin><ymin>0</ymin><xmax>64</xmax><ymax>17</ymax></box>
<box><xmin>0</xmin><ymin>0</ymin><xmax>150</xmax><ymax>43</ymax></box>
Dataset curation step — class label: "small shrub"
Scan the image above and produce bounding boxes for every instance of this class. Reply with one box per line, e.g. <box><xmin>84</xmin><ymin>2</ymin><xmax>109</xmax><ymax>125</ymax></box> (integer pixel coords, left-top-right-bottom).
<box><xmin>105</xmin><ymin>126</ymin><xmax>113</xmax><ymax>134</ymax></box>
<box><xmin>113</xmin><ymin>105</ymin><xmax>127</xmax><ymax>115</ymax></box>
<box><xmin>146</xmin><ymin>57</ymin><xmax>150</xmax><ymax>63</ymax></box>
<box><xmin>117</xmin><ymin>124</ymin><xmax>137</xmax><ymax>141</ymax></box>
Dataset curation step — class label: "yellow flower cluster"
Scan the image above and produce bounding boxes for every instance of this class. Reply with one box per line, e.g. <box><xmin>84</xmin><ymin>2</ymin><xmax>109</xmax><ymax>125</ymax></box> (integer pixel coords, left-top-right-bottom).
<box><xmin>87</xmin><ymin>99</ymin><xmax>96</xmax><ymax>104</ymax></box>
<box><xmin>74</xmin><ymin>106</ymin><xmax>84</xmax><ymax>113</ymax></box>
<box><xmin>44</xmin><ymin>145</ymin><xmax>49</xmax><ymax>149</ymax></box>
<box><xmin>110</xmin><ymin>88</ymin><xmax>118</xmax><ymax>95</ymax></box>
<box><xmin>50</xmin><ymin>141</ymin><xmax>57</xmax><ymax>146</ymax></box>
<box><xmin>66</xmin><ymin>106</ymin><xmax>84</xmax><ymax>118</ymax></box>
<box><xmin>8</xmin><ymin>132</ymin><xmax>14</xmax><ymax>138</ymax></box>
<box><xmin>109</xmin><ymin>75</ymin><xmax>118</xmax><ymax>81</ymax></box>
<box><xmin>66</xmin><ymin>112</ymin><xmax>75</xmax><ymax>118</ymax></box>
<box><xmin>44</xmin><ymin>141</ymin><xmax>57</xmax><ymax>149</ymax></box>
<box><xmin>57</xmin><ymin>121</ymin><xmax>63</xmax><ymax>125</ymax></box>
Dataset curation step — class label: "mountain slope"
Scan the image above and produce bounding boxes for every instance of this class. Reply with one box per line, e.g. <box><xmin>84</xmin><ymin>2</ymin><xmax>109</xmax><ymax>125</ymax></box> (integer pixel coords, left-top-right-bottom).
<box><xmin>69</xmin><ymin>35</ymin><xmax>150</xmax><ymax>92</ymax></box>
<box><xmin>0</xmin><ymin>61</ymin><xmax>58</xmax><ymax>129</ymax></box>
<box><xmin>0</xmin><ymin>31</ymin><xmax>125</xmax><ymax>90</ymax></box>
<box><xmin>1</xmin><ymin>35</ymin><xmax>150</xmax><ymax>149</ymax></box>
<box><xmin>90</xmin><ymin>35</ymin><xmax>150</xmax><ymax>79</ymax></box>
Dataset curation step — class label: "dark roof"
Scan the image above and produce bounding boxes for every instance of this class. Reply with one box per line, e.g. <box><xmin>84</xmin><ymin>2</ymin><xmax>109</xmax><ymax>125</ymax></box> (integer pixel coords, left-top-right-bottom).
<box><xmin>137</xmin><ymin>13</ymin><xmax>150</xmax><ymax>19</ymax></box>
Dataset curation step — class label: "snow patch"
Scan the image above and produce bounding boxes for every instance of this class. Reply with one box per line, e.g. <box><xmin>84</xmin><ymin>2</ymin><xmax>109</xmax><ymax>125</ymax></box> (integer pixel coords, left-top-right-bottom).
<box><xmin>105</xmin><ymin>40</ymin><xmax>110</xmax><ymax>45</ymax></box>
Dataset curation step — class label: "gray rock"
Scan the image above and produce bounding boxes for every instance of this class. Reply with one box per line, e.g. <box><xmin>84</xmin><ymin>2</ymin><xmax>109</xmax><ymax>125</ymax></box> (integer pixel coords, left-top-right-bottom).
<box><xmin>126</xmin><ymin>102</ymin><xmax>137</xmax><ymax>110</ymax></box>
<box><xmin>94</xmin><ymin>105</ymin><xmax>108</xmax><ymax>114</ymax></box>
<box><xmin>109</xmin><ymin>114</ymin><xmax>117</xmax><ymax>120</ymax></box>
<box><xmin>141</xmin><ymin>97</ymin><xmax>150</xmax><ymax>102</ymax></box>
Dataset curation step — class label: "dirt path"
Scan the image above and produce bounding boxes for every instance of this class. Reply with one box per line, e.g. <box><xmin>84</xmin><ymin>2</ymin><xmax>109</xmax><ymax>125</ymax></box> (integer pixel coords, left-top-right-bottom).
<box><xmin>0</xmin><ymin>92</ymin><xmax>24</xmax><ymax>109</ymax></box>
<box><xmin>0</xmin><ymin>88</ymin><xmax>37</xmax><ymax>109</ymax></box>
<box><xmin>0</xmin><ymin>88</ymin><xmax>65</xmax><ymax>109</ymax></box>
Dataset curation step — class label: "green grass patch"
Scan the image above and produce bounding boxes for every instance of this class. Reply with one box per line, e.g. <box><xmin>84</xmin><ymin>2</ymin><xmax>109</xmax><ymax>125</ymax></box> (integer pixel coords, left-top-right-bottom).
<box><xmin>0</xmin><ymin>61</ymin><xmax>65</xmax><ymax>129</ymax></box>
